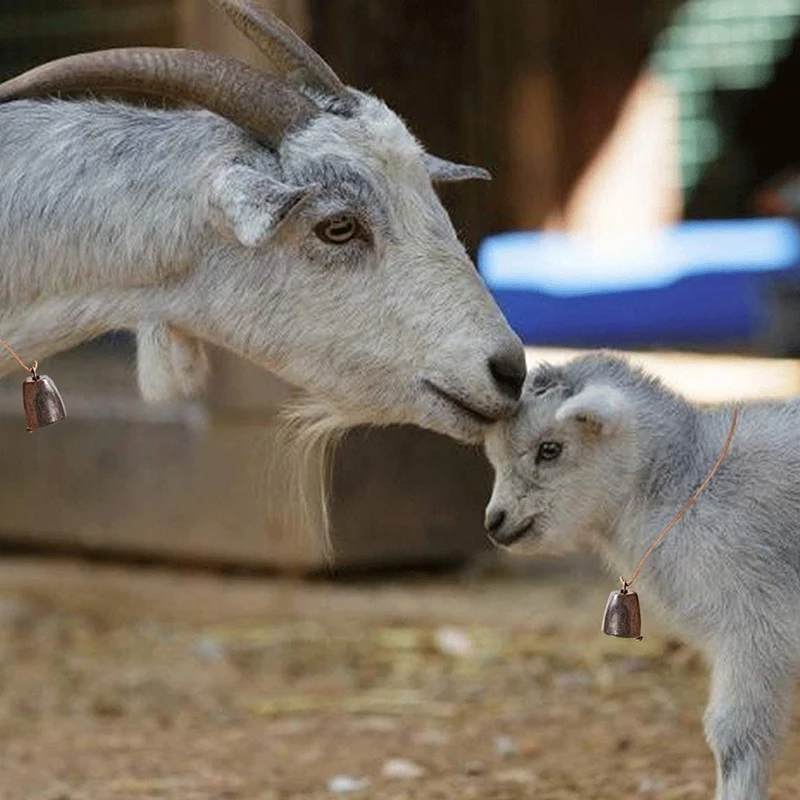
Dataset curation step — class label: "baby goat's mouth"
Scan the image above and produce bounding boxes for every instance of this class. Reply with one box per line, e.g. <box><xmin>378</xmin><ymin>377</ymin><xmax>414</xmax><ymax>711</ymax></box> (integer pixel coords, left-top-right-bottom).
<box><xmin>488</xmin><ymin>515</ymin><xmax>537</xmax><ymax>548</ymax></box>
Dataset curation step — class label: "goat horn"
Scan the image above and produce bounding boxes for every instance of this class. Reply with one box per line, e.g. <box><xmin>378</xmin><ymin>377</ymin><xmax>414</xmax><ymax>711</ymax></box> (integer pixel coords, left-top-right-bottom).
<box><xmin>0</xmin><ymin>47</ymin><xmax>317</xmax><ymax>145</ymax></box>
<box><xmin>209</xmin><ymin>0</ymin><xmax>349</xmax><ymax>101</ymax></box>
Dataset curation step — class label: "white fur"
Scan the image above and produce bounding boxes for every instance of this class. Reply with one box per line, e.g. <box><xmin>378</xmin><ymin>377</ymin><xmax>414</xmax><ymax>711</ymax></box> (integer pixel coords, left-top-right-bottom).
<box><xmin>554</xmin><ymin>384</ymin><xmax>629</xmax><ymax>435</ymax></box>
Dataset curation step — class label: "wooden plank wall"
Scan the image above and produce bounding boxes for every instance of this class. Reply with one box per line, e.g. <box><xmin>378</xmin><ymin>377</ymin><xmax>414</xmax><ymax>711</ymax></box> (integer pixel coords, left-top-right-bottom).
<box><xmin>0</xmin><ymin>1</ymin><xmax>176</xmax><ymax>79</ymax></box>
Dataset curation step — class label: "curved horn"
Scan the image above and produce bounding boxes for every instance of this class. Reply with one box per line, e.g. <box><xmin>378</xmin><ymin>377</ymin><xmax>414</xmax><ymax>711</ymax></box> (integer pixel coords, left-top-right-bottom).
<box><xmin>0</xmin><ymin>47</ymin><xmax>317</xmax><ymax>145</ymax></box>
<box><xmin>209</xmin><ymin>0</ymin><xmax>348</xmax><ymax>100</ymax></box>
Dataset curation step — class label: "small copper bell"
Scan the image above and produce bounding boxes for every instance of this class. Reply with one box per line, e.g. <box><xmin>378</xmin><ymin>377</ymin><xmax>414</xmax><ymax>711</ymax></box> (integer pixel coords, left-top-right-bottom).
<box><xmin>22</xmin><ymin>372</ymin><xmax>66</xmax><ymax>432</ymax></box>
<box><xmin>602</xmin><ymin>588</ymin><xmax>642</xmax><ymax>639</ymax></box>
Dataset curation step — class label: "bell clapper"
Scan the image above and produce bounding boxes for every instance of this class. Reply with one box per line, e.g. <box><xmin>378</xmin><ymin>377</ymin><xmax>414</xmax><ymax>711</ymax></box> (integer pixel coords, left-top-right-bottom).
<box><xmin>603</xmin><ymin>409</ymin><xmax>740</xmax><ymax>641</ymax></box>
<box><xmin>0</xmin><ymin>338</ymin><xmax>67</xmax><ymax>432</ymax></box>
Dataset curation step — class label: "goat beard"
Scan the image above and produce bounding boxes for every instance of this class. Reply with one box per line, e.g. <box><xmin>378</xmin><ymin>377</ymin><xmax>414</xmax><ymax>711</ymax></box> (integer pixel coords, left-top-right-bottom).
<box><xmin>269</xmin><ymin>396</ymin><xmax>349</xmax><ymax>562</ymax></box>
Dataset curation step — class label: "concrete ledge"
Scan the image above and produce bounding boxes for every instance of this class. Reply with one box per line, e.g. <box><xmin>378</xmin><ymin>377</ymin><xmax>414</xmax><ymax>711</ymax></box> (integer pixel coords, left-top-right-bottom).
<box><xmin>0</xmin><ymin>344</ymin><xmax>491</xmax><ymax>571</ymax></box>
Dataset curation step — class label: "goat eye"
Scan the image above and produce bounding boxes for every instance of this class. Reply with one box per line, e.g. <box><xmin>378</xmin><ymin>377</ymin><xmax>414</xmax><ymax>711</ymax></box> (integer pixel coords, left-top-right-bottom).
<box><xmin>315</xmin><ymin>215</ymin><xmax>359</xmax><ymax>244</ymax></box>
<box><xmin>536</xmin><ymin>441</ymin><xmax>562</xmax><ymax>463</ymax></box>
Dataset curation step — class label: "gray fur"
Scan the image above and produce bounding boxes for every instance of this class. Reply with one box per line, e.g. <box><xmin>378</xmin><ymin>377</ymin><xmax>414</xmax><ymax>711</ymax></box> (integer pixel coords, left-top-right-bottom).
<box><xmin>484</xmin><ymin>352</ymin><xmax>800</xmax><ymax>800</ymax></box>
<box><xmin>0</xmin><ymin>88</ymin><xmax>522</xmax><ymax>442</ymax></box>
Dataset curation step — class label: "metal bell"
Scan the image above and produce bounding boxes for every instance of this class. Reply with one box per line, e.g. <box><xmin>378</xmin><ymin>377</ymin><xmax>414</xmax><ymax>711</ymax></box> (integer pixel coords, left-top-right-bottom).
<box><xmin>22</xmin><ymin>373</ymin><xmax>66</xmax><ymax>432</ymax></box>
<box><xmin>601</xmin><ymin>588</ymin><xmax>642</xmax><ymax>639</ymax></box>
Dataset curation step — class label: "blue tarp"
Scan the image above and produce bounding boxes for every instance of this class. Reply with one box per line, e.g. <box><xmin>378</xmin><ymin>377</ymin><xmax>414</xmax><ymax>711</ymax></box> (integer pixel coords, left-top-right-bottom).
<box><xmin>478</xmin><ymin>219</ymin><xmax>800</xmax><ymax>348</ymax></box>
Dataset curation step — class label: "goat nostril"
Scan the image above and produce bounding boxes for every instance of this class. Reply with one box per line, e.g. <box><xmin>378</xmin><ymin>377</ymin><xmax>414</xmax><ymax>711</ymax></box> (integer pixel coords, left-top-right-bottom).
<box><xmin>485</xmin><ymin>509</ymin><xmax>506</xmax><ymax>534</ymax></box>
<box><xmin>488</xmin><ymin>348</ymin><xmax>526</xmax><ymax>401</ymax></box>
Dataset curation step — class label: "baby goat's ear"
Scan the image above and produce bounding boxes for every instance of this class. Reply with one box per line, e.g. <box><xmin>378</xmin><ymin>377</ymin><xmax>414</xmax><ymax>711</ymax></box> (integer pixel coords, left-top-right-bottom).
<box><xmin>212</xmin><ymin>165</ymin><xmax>313</xmax><ymax>248</ymax></box>
<box><xmin>555</xmin><ymin>385</ymin><xmax>629</xmax><ymax>437</ymax></box>
<box><xmin>423</xmin><ymin>153</ymin><xmax>492</xmax><ymax>183</ymax></box>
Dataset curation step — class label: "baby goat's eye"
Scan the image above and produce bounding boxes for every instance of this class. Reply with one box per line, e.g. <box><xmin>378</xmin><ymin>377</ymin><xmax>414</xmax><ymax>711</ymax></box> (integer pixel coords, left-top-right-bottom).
<box><xmin>315</xmin><ymin>214</ymin><xmax>361</xmax><ymax>245</ymax></box>
<box><xmin>536</xmin><ymin>441</ymin><xmax>563</xmax><ymax>463</ymax></box>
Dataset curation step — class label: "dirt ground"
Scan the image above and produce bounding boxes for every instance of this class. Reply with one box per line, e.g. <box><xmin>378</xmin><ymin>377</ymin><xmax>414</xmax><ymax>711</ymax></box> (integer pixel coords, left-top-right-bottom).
<box><xmin>0</xmin><ymin>555</ymin><xmax>798</xmax><ymax>800</ymax></box>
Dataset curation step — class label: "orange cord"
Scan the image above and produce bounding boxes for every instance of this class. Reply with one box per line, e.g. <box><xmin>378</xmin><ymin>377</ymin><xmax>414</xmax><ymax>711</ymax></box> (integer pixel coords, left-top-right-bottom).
<box><xmin>0</xmin><ymin>338</ymin><xmax>37</xmax><ymax>375</ymax></box>
<box><xmin>621</xmin><ymin>407</ymin><xmax>739</xmax><ymax>591</ymax></box>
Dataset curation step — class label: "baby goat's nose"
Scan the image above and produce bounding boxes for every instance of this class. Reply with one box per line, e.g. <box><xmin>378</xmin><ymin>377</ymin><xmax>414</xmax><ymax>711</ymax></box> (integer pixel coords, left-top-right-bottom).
<box><xmin>488</xmin><ymin>346</ymin><xmax>526</xmax><ymax>401</ymax></box>
<box><xmin>484</xmin><ymin>508</ymin><xmax>506</xmax><ymax>535</ymax></box>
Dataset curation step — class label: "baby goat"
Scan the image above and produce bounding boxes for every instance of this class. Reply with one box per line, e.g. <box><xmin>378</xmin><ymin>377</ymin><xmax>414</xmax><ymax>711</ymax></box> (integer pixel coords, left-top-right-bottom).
<box><xmin>484</xmin><ymin>353</ymin><xmax>800</xmax><ymax>800</ymax></box>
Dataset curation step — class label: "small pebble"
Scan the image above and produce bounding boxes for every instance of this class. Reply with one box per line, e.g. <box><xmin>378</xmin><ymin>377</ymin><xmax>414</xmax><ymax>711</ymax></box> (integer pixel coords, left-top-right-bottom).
<box><xmin>434</xmin><ymin>626</ymin><xmax>474</xmax><ymax>657</ymax></box>
<box><xmin>327</xmin><ymin>775</ymin><xmax>370</xmax><ymax>794</ymax></box>
<box><xmin>494</xmin><ymin>734</ymin><xmax>519</xmax><ymax>758</ymax></box>
<box><xmin>637</xmin><ymin>776</ymin><xmax>667</xmax><ymax>794</ymax></box>
<box><xmin>189</xmin><ymin>637</ymin><xmax>226</xmax><ymax>663</ymax></box>
<box><xmin>518</xmin><ymin>736</ymin><xmax>541</xmax><ymax>757</ymax></box>
<box><xmin>381</xmin><ymin>758</ymin><xmax>426</xmax><ymax>779</ymax></box>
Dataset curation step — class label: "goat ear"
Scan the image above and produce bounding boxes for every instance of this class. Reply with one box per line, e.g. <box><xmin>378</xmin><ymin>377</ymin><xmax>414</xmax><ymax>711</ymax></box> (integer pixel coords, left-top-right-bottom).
<box><xmin>137</xmin><ymin>322</ymin><xmax>209</xmax><ymax>404</ymax></box>
<box><xmin>213</xmin><ymin>165</ymin><xmax>313</xmax><ymax>248</ymax></box>
<box><xmin>423</xmin><ymin>153</ymin><xmax>492</xmax><ymax>183</ymax></box>
<box><xmin>555</xmin><ymin>385</ymin><xmax>629</xmax><ymax>436</ymax></box>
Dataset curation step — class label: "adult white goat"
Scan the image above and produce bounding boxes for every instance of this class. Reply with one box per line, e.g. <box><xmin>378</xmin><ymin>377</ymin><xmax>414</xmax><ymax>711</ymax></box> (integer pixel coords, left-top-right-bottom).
<box><xmin>485</xmin><ymin>353</ymin><xmax>800</xmax><ymax>800</ymax></box>
<box><xmin>0</xmin><ymin>0</ymin><xmax>524</xmax><ymax>443</ymax></box>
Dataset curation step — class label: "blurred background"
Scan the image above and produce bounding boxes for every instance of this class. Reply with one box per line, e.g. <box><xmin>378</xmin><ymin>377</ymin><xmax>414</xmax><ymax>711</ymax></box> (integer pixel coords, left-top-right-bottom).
<box><xmin>1</xmin><ymin>2</ymin><xmax>800</xmax><ymax>798</ymax></box>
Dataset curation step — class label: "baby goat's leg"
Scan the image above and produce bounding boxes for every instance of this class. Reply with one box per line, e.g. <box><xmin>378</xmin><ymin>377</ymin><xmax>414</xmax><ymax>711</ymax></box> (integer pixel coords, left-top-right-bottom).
<box><xmin>704</xmin><ymin>643</ymin><xmax>794</xmax><ymax>800</ymax></box>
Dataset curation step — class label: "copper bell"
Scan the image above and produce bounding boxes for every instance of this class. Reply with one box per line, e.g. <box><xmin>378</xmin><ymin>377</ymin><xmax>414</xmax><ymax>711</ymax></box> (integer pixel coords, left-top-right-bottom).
<box><xmin>22</xmin><ymin>372</ymin><xmax>66</xmax><ymax>432</ymax></box>
<box><xmin>601</xmin><ymin>588</ymin><xmax>642</xmax><ymax>640</ymax></box>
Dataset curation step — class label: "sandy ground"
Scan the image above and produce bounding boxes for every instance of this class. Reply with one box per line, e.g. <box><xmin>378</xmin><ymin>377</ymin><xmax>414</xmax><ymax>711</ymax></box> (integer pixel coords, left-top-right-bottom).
<box><xmin>0</xmin><ymin>554</ymin><xmax>799</xmax><ymax>800</ymax></box>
